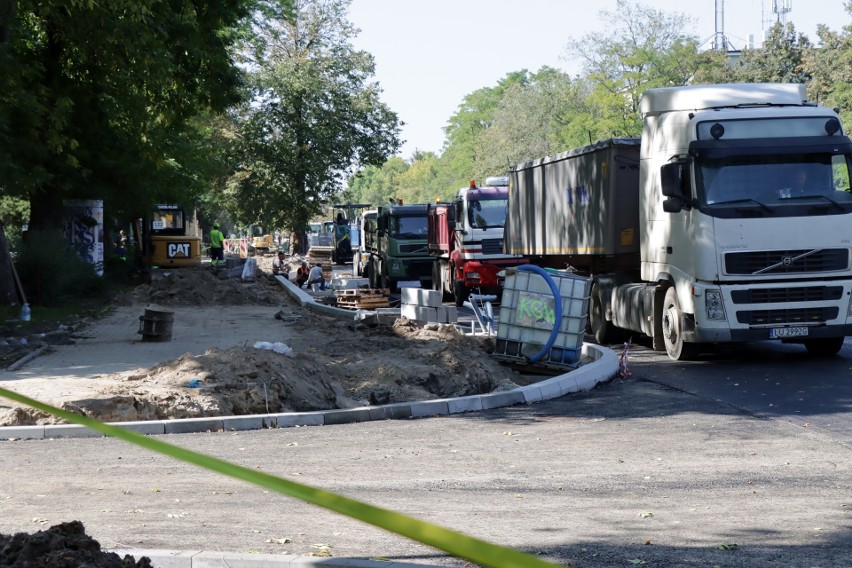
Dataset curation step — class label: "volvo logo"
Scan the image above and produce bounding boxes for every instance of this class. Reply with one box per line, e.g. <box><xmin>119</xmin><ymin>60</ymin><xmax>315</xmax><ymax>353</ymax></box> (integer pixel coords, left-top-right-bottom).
<box><xmin>781</xmin><ymin>256</ymin><xmax>794</xmax><ymax>267</ymax></box>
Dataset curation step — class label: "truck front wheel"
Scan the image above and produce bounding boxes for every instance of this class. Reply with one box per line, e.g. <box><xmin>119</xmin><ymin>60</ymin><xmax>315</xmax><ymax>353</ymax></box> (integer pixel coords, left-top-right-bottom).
<box><xmin>453</xmin><ymin>279</ymin><xmax>468</xmax><ymax>308</ymax></box>
<box><xmin>803</xmin><ymin>337</ymin><xmax>845</xmax><ymax>357</ymax></box>
<box><xmin>662</xmin><ymin>287</ymin><xmax>694</xmax><ymax>361</ymax></box>
<box><xmin>589</xmin><ymin>286</ymin><xmax>616</xmax><ymax>345</ymax></box>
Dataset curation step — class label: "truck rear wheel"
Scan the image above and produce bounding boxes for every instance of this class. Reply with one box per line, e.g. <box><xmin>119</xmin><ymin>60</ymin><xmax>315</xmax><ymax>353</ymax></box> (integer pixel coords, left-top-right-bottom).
<box><xmin>662</xmin><ymin>287</ymin><xmax>694</xmax><ymax>361</ymax></box>
<box><xmin>803</xmin><ymin>337</ymin><xmax>845</xmax><ymax>357</ymax></box>
<box><xmin>589</xmin><ymin>285</ymin><xmax>616</xmax><ymax>345</ymax></box>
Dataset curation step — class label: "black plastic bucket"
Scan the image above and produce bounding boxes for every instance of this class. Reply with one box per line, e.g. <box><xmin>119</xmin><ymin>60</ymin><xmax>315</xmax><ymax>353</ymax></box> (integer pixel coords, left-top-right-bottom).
<box><xmin>138</xmin><ymin>307</ymin><xmax>174</xmax><ymax>342</ymax></box>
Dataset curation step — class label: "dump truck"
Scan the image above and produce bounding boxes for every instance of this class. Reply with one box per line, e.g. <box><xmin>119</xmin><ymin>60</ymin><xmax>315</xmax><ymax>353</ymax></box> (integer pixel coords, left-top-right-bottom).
<box><xmin>364</xmin><ymin>202</ymin><xmax>432</xmax><ymax>291</ymax></box>
<box><xmin>427</xmin><ymin>177</ymin><xmax>527</xmax><ymax>306</ymax></box>
<box><xmin>505</xmin><ymin>83</ymin><xmax>852</xmax><ymax>360</ymax></box>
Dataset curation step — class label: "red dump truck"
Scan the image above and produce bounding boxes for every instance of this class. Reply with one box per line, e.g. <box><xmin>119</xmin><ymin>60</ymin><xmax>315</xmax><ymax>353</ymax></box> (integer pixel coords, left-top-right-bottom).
<box><xmin>427</xmin><ymin>177</ymin><xmax>527</xmax><ymax>306</ymax></box>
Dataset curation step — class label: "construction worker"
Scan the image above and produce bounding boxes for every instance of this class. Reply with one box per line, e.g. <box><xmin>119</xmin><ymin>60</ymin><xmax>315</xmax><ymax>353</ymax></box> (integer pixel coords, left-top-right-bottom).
<box><xmin>272</xmin><ymin>251</ymin><xmax>290</xmax><ymax>279</ymax></box>
<box><xmin>210</xmin><ymin>222</ymin><xmax>225</xmax><ymax>266</ymax></box>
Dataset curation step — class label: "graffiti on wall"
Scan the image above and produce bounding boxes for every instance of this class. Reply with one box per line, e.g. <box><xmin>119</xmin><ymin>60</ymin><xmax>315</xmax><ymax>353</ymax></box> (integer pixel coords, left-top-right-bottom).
<box><xmin>63</xmin><ymin>199</ymin><xmax>104</xmax><ymax>276</ymax></box>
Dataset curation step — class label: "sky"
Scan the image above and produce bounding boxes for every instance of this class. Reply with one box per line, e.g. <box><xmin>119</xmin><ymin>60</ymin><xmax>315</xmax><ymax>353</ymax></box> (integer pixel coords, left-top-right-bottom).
<box><xmin>347</xmin><ymin>0</ymin><xmax>851</xmax><ymax>159</ymax></box>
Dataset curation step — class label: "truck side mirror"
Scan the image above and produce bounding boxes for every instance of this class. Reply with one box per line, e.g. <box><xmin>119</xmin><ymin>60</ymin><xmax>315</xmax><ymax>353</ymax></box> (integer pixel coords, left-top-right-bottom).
<box><xmin>660</xmin><ymin>161</ymin><xmax>690</xmax><ymax>212</ymax></box>
<box><xmin>377</xmin><ymin>215</ymin><xmax>387</xmax><ymax>235</ymax></box>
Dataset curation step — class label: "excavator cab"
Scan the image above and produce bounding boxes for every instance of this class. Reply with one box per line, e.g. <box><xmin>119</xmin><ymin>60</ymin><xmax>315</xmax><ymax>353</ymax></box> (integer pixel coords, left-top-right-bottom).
<box><xmin>136</xmin><ymin>204</ymin><xmax>202</xmax><ymax>268</ymax></box>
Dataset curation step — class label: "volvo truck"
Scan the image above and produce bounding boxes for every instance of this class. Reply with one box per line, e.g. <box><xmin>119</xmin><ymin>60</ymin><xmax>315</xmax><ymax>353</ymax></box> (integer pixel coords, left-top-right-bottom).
<box><xmin>505</xmin><ymin>83</ymin><xmax>852</xmax><ymax>360</ymax></box>
<box><xmin>365</xmin><ymin>203</ymin><xmax>432</xmax><ymax>291</ymax></box>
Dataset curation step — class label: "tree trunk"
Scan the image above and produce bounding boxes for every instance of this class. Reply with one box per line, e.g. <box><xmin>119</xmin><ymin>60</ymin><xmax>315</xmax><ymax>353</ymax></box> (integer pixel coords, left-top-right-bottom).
<box><xmin>0</xmin><ymin>221</ymin><xmax>20</xmax><ymax>305</ymax></box>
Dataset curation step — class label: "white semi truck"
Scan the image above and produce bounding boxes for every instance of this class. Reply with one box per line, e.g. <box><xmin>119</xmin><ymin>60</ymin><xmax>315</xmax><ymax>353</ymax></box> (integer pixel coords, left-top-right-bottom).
<box><xmin>505</xmin><ymin>83</ymin><xmax>852</xmax><ymax>360</ymax></box>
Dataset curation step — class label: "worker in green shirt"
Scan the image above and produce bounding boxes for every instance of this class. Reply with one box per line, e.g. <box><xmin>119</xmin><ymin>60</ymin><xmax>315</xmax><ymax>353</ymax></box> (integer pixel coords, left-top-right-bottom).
<box><xmin>210</xmin><ymin>223</ymin><xmax>225</xmax><ymax>266</ymax></box>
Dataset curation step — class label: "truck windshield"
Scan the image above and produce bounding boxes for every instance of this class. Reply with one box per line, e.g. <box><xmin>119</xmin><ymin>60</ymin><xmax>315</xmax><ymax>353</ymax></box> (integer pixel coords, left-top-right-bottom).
<box><xmin>699</xmin><ymin>153</ymin><xmax>852</xmax><ymax>209</ymax></box>
<box><xmin>389</xmin><ymin>215</ymin><xmax>428</xmax><ymax>239</ymax></box>
<box><xmin>468</xmin><ymin>198</ymin><xmax>508</xmax><ymax>229</ymax></box>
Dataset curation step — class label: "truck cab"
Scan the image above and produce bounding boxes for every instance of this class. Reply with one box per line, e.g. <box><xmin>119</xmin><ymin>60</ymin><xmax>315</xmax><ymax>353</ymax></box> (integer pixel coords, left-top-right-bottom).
<box><xmin>428</xmin><ymin>177</ymin><xmax>527</xmax><ymax>306</ymax></box>
<box><xmin>368</xmin><ymin>203</ymin><xmax>432</xmax><ymax>291</ymax></box>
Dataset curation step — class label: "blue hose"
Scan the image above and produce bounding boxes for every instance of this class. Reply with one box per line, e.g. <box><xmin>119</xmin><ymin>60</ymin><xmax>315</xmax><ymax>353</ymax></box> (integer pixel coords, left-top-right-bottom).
<box><xmin>515</xmin><ymin>264</ymin><xmax>562</xmax><ymax>363</ymax></box>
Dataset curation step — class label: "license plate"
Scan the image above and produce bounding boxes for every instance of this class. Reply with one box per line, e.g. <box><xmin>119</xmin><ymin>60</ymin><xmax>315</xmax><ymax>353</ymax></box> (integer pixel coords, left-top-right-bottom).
<box><xmin>769</xmin><ymin>326</ymin><xmax>809</xmax><ymax>339</ymax></box>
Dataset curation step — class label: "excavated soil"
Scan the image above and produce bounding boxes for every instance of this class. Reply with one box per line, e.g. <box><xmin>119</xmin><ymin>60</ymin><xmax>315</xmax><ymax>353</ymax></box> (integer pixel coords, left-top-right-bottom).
<box><xmin>1</xmin><ymin>258</ymin><xmax>532</xmax><ymax>426</ymax></box>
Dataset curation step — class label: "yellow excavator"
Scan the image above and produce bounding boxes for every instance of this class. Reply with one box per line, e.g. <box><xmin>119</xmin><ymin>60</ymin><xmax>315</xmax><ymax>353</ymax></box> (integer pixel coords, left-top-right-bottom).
<box><xmin>134</xmin><ymin>204</ymin><xmax>202</xmax><ymax>269</ymax></box>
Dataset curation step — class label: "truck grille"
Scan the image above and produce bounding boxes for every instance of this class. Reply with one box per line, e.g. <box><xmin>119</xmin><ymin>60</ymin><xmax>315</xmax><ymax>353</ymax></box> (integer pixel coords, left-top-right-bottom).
<box><xmin>730</xmin><ymin>286</ymin><xmax>844</xmax><ymax>304</ymax></box>
<box><xmin>480</xmin><ymin>239</ymin><xmax>504</xmax><ymax>255</ymax></box>
<box><xmin>736</xmin><ymin>307</ymin><xmax>838</xmax><ymax>325</ymax></box>
<box><xmin>725</xmin><ymin>248</ymin><xmax>848</xmax><ymax>275</ymax></box>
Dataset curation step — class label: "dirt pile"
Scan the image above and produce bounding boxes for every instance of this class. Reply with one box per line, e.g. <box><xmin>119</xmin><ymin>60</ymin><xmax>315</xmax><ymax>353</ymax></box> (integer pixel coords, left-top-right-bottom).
<box><xmin>127</xmin><ymin>266</ymin><xmax>288</xmax><ymax>306</ymax></box>
<box><xmin>0</xmin><ymin>521</ymin><xmax>151</xmax><ymax>567</ymax></box>
<box><xmin>3</xmin><ymin>262</ymin><xmax>533</xmax><ymax>426</ymax></box>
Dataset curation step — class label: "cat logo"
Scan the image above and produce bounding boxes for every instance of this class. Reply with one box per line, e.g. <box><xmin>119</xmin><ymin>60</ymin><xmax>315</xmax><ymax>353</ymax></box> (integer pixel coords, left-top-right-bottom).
<box><xmin>167</xmin><ymin>242</ymin><xmax>191</xmax><ymax>258</ymax></box>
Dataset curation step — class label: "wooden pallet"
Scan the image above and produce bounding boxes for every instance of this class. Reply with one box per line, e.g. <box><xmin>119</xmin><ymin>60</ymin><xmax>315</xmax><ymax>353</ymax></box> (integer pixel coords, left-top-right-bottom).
<box><xmin>336</xmin><ymin>288</ymin><xmax>389</xmax><ymax>297</ymax></box>
<box><xmin>336</xmin><ymin>297</ymin><xmax>390</xmax><ymax>309</ymax></box>
<box><xmin>335</xmin><ymin>288</ymin><xmax>390</xmax><ymax>309</ymax></box>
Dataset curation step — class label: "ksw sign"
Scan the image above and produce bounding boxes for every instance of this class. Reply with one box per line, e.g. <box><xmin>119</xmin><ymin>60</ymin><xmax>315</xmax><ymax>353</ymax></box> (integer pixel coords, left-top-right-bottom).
<box><xmin>167</xmin><ymin>242</ymin><xmax>192</xmax><ymax>258</ymax></box>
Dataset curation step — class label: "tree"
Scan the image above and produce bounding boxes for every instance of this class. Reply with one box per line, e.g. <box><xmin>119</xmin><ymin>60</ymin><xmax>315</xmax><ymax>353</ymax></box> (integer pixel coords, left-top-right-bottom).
<box><xmin>565</xmin><ymin>0</ymin><xmax>702</xmax><ymax>137</ymax></box>
<box><xmin>726</xmin><ymin>22</ymin><xmax>812</xmax><ymax>85</ymax></box>
<box><xmin>225</xmin><ymin>0</ymin><xmax>401</xmax><ymax>251</ymax></box>
<box><xmin>441</xmin><ymin>71</ymin><xmax>528</xmax><ymax>184</ymax></box>
<box><xmin>805</xmin><ymin>8</ymin><xmax>852</xmax><ymax>125</ymax></box>
<box><xmin>0</xmin><ymin>1</ymin><xmax>251</xmax><ymax>233</ymax></box>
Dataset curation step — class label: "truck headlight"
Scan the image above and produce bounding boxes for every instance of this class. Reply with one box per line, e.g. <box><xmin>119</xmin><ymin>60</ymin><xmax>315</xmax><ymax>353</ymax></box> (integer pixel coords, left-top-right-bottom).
<box><xmin>467</xmin><ymin>271</ymin><xmax>480</xmax><ymax>282</ymax></box>
<box><xmin>705</xmin><ymin>290</ymin><xmax>726</xmax><ymax>321</ymax></box>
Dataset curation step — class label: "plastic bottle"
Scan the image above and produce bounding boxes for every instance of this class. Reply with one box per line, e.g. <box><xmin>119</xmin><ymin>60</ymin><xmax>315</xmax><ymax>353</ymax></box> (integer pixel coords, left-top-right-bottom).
<box><xmin>20</xmin><ymin>303</ymin><xmax>31</xmax><ymax>322</ymax></box>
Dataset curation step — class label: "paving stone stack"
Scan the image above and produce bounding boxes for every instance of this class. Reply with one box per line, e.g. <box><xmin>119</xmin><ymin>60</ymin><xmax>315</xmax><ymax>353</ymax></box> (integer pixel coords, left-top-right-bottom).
<box><xmin>400</xmin><ymin>288</ymin><xmax>457</xmax><ymax>324</ymax></box>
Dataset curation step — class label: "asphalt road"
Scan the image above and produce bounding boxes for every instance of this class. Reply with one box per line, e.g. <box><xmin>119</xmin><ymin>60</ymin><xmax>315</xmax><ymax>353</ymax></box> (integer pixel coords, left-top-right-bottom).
<box><xmin>2</xmin><ymin>335</ymin><xmax>852</xmax><ymax>567</ymax></box>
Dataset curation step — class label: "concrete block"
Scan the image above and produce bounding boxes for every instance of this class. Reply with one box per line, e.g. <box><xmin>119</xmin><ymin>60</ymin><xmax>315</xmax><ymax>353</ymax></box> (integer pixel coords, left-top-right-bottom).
<box><xmin>331</xmin><ymin>277</ymin><xmax>369</xmax><ymax>289</ymax></box>
<box><xmin>274</xmin><ymin>412</ymin><xmax>324</xmax><ymax>428</ymax></box>
<box><xmin>0</xmin><ymin>425</ymin><xmax>44</xmax><ymax>440</ymax></box>
<box><xmin>368</xmin><ymin>403</ymin><xmax>413</xmax><ymax>421</ymax></box>
<box><xmin>113</xmin><ymin>421</ymin><xmax>166</xmax><ymax>436</ymax></box>
<box><xmin>401</xmin><ymin>287</ymin><xmax>441</xmax><ymax>307</ymax></box>
<box><xmin>222</xmin><ymin>415</ymin><xmax>275</xmax><ymax>432</ymax></box>
<box><xmin>448</xmin><ymin>396</ymin><xmax>483</xmax><ymax>414</ymax></box>
<box><xmin>44</xmin><ymin>424</ymin><xmax>103</xmax><ymax>438</ymax></box>
<box><xmin>401</xmin><ymin>304</ymin><xmax>438</xmax><ymax>323</ymax></box>
<box><xmin>163</xmin><ymin>417</ymin><xmax>224</xmax><ymax>435</ymax></box>
<box><xmin>479</xmin><ymin>390</ymin><xmax>526</xmax><ymax>410</ymax></box>
<box><xmin>322</xmin><ymin>408</ymin><xmax>372</xmax><ymax>425</ymax></box>
<box><xmin>537</xmin><ymin>379</ymin><xmax>563</xmax><ymax>400</ymax></box>
<box><xmin>408</xmin><ymin>400</ymin><xmax>449</xmax><ymax>418</ymax></box>
<box><xmin>192</xmin><ymin>551</ymin><xmax>300</xmax><ymax>567</ymax></box>
<box><xmin>557</xmin><ymin>375</ymin><xmax>581</xmax><ymax>396</ymax></box>
<box><xmin>518</xmin><ymin>385</ymin><xmax>545</xmax><ymax>404</ymax></box>
<box><xmin>443</xmin><ymin>305</ymin><xmax>458</xmax><ymax>323</ymax></box>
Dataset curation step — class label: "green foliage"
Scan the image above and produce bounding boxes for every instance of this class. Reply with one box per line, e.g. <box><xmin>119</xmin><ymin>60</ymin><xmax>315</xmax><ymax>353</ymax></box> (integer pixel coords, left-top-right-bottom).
<box><xmin>566</xmin><ymin>0</ymin><xmax>702</xmax><ymax>138</ymax></box>
<box><xmin>806</xmin><ymin>12</ymin><xmax>852</xmax><ymax>126</ymax></box>
<box><xmin>0</xmin><ymin>0</ymin><xmax>251</xmax><ymax>230</ymax></box>
<box><xmin>349</xmin><ymin>1</ymin><xmax>852</xmax><ymax>205</ymax></box>
<box><xmin>0</xmin><ymin>196</ymin><xmax>30</xmax><ymax>250</ymax></box>
<box><xmin>725</xmin><ymin>23</ymin><xmax>812</xmax><ymax>84</ymax></box>
<box><xmin>223</xmin><ymin>0</ymin><xmax>401</xmax><ymax>240</ymax></box>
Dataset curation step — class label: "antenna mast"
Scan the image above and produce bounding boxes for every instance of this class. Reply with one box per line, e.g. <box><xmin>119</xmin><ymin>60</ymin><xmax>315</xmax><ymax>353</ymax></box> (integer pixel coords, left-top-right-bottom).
<box><xmin>772</xmin><ymin>0</ymin><xmax>792</xmax><ymax>26</ymax></box>
<box><xmin>713</xmin><ymin>0</ymin><xmax>727</xmax><ymax>51</ymax></box>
